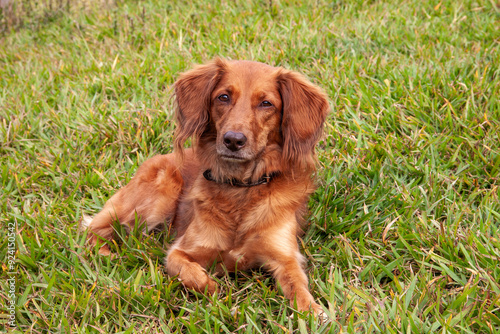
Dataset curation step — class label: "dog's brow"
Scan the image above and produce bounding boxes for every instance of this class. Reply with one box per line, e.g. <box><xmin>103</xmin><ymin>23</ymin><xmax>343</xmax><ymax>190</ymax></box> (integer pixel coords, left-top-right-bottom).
<box><xmin>254</xmin><ymin>89</ymin><xmax>280</xmax><ymax>103</ymax></box>
<box><xmin>256</xmin><ymin>91</ymin><xmax>271</xmax><ymax>99</ymax></box>
<box><xmin>214</xmin><ymin>84</ymin><xmax>235</xmax><ymax>97</ymax></box>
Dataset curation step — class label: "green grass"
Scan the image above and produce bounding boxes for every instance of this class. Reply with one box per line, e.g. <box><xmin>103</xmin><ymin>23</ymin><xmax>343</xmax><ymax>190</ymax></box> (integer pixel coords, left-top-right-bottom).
<box><xmin>1</xmin><ymin>0</ymin><xmax>499</xmax><ymax>332</ymax></box>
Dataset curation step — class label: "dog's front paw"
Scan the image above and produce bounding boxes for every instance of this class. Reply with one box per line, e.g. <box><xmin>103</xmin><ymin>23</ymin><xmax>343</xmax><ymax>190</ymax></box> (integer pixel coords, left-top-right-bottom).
<box><xmin>179</xmin><ymin>265</ymin><xmax>218</xmax><ymax>295</ymax></box>
<box><xmin>97</xmin><ymin>244</ymin><xmax>111</xmax><ymax>256</ymax></box>
<box><xmin>311</xmin><ymin>302</ymin><xmax>329</xmax><ymax>322</ymax></box>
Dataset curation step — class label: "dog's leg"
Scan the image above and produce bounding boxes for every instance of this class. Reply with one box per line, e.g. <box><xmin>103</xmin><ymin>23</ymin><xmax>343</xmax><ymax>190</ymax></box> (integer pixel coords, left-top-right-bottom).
<box><xmin>85</xmin><ymin>154</ymin><xmax>183</xmax><ymax>255</ymax></box>
<box><xmin>255</xmin><ymin>222</ymin><xmax>324</xmax><ymax>317</ymax></box>
<box><xmin>265</xmin><ymin>254</ymin><xmax>322</xmax><ymax>315</ymax></box>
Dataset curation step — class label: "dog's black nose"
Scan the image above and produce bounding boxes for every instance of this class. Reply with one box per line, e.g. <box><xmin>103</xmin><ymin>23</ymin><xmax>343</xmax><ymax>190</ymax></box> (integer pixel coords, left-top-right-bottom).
<box><xmin>223</xmin><ymin>131</ymin><xmax>247</xmax><ymax>151</ymax></box>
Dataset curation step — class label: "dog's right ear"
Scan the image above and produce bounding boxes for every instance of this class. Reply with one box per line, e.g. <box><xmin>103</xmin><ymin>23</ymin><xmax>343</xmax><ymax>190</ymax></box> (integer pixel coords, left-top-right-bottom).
<box><xmin>174</xmin><ymin>58</ymin><xmax>226</xmax><ymax>151</ymax></box>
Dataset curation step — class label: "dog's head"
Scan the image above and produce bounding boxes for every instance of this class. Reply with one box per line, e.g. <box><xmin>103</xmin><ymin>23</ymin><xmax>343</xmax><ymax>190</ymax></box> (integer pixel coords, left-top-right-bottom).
<box><xmin>174</xmin><ymin>58</ymin><xmax>329</xmax><ymax>171</ymax></box>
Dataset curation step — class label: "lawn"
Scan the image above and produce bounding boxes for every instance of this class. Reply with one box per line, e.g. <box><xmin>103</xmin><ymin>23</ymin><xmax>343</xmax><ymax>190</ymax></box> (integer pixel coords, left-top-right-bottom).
<box><xmin>1</xmin><ymin>0</ymin><xmax>499</xmax><ymax>332</ymax></box>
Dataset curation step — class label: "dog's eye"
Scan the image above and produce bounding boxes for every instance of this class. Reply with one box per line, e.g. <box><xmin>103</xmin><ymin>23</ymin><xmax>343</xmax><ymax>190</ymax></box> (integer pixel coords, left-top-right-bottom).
<box><xmin>218</xmin><ymin>94</ymin><xmax>230</xmax><ymax>102</ymax></box>
<box><xmin>260</xmin><ymin>101</ymin><xmax>273</xmax><ymax>107</ymax></box>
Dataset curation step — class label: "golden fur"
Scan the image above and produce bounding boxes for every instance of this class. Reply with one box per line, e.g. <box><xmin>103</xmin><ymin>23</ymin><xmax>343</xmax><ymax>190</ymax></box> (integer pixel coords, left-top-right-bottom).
<box><xmin>86</xmin><ymin>58</ymin><xmax>330</xmax><ymax>315</ymax></box>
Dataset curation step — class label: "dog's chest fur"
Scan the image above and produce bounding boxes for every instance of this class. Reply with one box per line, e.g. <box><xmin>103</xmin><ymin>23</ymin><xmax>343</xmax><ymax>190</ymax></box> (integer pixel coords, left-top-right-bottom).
<box><xmin>174</xmin><ymin>172</ymin><xmax>313</xmax><ymax>253</ymax></box>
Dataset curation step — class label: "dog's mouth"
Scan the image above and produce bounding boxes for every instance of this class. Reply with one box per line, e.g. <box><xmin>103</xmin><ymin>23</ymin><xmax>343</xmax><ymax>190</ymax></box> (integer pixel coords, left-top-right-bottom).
<box><xmin>220</xmin><ymin>154</ymin><xmax>248</xmax><ymax>162</ymax></box>
<box><xmin>216</xmin><ymin>142</ymin><xmax>254</xmax><ymax>163</ymax></box>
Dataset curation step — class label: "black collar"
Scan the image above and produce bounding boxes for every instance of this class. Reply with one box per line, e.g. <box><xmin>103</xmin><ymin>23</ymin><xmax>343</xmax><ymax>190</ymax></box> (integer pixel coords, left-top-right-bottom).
<box><xmin>203</xmin><ymin>169</ymin><xmax>278</xmax><ymax>187</ymax></box>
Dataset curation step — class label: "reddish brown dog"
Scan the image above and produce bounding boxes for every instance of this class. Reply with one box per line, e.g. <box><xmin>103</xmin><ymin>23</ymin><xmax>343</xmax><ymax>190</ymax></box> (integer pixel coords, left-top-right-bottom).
<box><xmin>85</xmin><ymin>58</ymin><xmax>330</xmax><ymax>315</ymax></box>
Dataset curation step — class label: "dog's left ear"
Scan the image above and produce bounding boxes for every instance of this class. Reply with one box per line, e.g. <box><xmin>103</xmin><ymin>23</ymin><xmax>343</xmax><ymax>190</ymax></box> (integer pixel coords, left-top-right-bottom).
<box><xmin>174</xmin><ymin>58</ymin><xmax>227</xmax><ymax>152</ymax></box>
<box><xmin>277</xmin><ymin>69</ymin><xmax>330</xmax><ymax>169</ymax></box>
